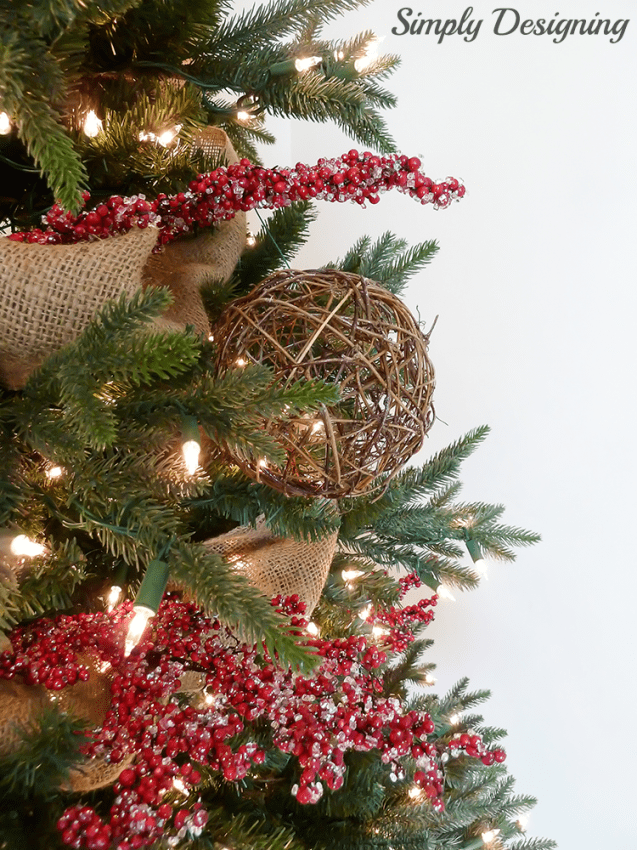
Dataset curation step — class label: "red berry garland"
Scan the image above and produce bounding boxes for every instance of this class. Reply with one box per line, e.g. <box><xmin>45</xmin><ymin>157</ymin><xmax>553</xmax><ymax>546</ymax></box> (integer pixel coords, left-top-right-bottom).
<box><xmin>7</xmin><ymin>151</ymin><xmax>465</xmax><ymax>248</ymax></box>
<box><xmin>0</xmin><ymin>586</ymin><xmax>502</xmax><ymax>850</ymax></box>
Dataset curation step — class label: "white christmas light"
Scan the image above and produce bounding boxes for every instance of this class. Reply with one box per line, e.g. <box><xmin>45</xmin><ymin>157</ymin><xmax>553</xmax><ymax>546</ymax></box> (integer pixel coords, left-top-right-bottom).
<box><xmin>342</xmin><ymin>568</ymin><xmax>364</xmax><ymax>582</ymax></box>
<box><xmin>83</xmin><ymin>109</ymin><xmax>102</xmax><ymax>137</ymax></box>
<box><xmin>0</xmin><ymin>112</ymin><xmax>11</xmax><ymax>134</ymax></box>
<box><xmin>257</xmin><ymin>458</ymin><xmax>268</xmax><ymax>469</ymax></box>
<box><xmin>372</xmin><ymin>625</ymin><xmax>389</xmax><ymax>637</ymax></box>
<box><xmin>236</xmin><ymin>110</ymin><xmax>251</xmax><ymax>122</ymax></box>
<box><xmin>358</xmin><ymin>603</ymin><xmax>373</xmax><ymax>621</ymax></box>
<box><xmin>246</xmin><ymin>233</ymin><xmax>256</xmax><ymax>247</ymax></box>
<box><xmin>157</xmin><ymin>124</ymin><xmax>181</xmax><ymax>147</ymax></box>
<box><xmin>354</xmin><ymin>37</ymin><xmax>383</xmax><ymax>72</ymax></box>
<box><xmin>236</xmin><ymin>357</ymin><xmax>247</xmax><ymax>366</ymax></box>
<box><xmin>46</xmin><ymin>465</ymin><xmax>64</xmax><ymax>480</ymax></box>
<box><xmin>516</xmin><ymin>815</ymin><xmax>529</xmax><ymax>832</ymax></box>
<box><xmin>481</xmin><ymin>829</ymin><xmax>501</xmax><ymax>845</ymax></box>
<box><xmin>182</xmin><ymin>439</ymin><xmax>201</xmax><ymax>475</ymax></box>
<box><xmin>408</xmin><ymin>785</ymin><xmax>424</xmax><ymax>800</ymax></box>
<box><xmin>204</xmin><ymin>691</ymin><xmax>215</xmax><ymax>705</ymax></box>
<box><xmin>436</xmin><ymin>583</ymin><xmax>456</xmax><ymax>601</ymax></box>
<box><xmin>448</xmin><ymin>713</ymin><xmax>461</xmax><ymax>726</ymax></box>
<box><xmin>472</xmin><ymin>557</ymin><xmax>489</xmax><ymax>579</ymax></box>
<box><xmin>424</xmin><ymin>672</ymin><xmax>436</xmax><ymax>685</ymax></box>
<box><xmin>172</xmin><ymin>777</ymin><xmax>188</xmax><ymax>795</ymax></box>
<box><xmin>124</xmin><ymin>605</ymin><xmax>154</xmax><ymax>656</ymax></box>
<box><xmin>311</xmin><ymin>420</ymin><xmax>324</xmax><ymax>434</ymax></box>
<box><xmin>106</xmin><ymin>585</ymin><xmax>123</xmax><ymax>612</ymax></box>
<box><xmin>306</xmin><ymin>621</ymin><xmax>320</xmax><ymax>636</ymax></box>
<box><xmin>10</xmin><ymin>535</ymin><xmax>46</xmax><ymax>558</ymax></box>
<box><xmin>294</xmin><ymin>56</ymin><xmax>322</xmax><ymax>72</ymax></box>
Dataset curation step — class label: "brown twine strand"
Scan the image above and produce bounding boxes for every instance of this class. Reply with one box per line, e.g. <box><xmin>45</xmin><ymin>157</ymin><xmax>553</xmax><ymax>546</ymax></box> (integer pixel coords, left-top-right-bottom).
<box><xmin>213</xmin><ymin>269</ymin><xmax>435</xmax><ymax>498</ymax></box>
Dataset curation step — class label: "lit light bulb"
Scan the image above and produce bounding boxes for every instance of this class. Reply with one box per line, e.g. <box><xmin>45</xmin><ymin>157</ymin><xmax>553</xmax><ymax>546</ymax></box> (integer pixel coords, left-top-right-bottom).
<box><xmin>106</xmin><ymin>584</ymin><xmax>123</xmax><ymax>612</ymax></box>
<box><xmin>516</xmin><ymin>815</ymin><xmax>529</xmax><ymax>832</ymax></box>
<box><xmin>294</xmin><ymin>55</ymin><xmax>322</xmax><ymax>72</ymax></box>
<box><xmin>473</xmin><ymin>558</ymin><xmax>489</xmax><ymax>579</ymax></box>
<box><xmin>83</xmin><ymin>109</ymin><xmax>102</xmax><ymax>137</ymax></box>
<box><xmin>235</xmin><ymin>357</ymin><xmax>247</xmax><ymax>366</ymax></box>
<box><xmin>342</xmin><ymin>568</ymin><xmax>364</xmax><ymax>582</ymax></box>
<box><xmin>408</xmin><ymin>785</ymin><xmax>424</xmax><ymax>800</ymax></box>
<box><xmin>157</xmin><ymin>124</ymin><xmax>181</xmax><ymax>147</ymax></box>
<box><xmin>10</xmin><ymin>535</ymin><xmax>46</xmax><ymax>558</ymax></box>
<box><xmin>358</xmin><ymin>603</ymin><xmax>373</xmax><ymax>621</ymax></box>
<box><xmin>448</xmin><ymin>713</ymin><xmax>461</xmax><ymax>726</ymax></box>
<box><xmin>236</xmin><ymin>110</ymin><xmax>251</xmax><ymax>122</ymax></box>
<box><xmin>424</xmin><ymin>672</ymin><xmax>436</xmax><ymax>685</ymax></box>
<box><xmin>311</xmin><ymin>420</ymin><xmax>324</xmax><ymax>434</ymax></box>
<box><xmin>246</xmin><ymin>233</ymin><xmax>256</xmax><ymax>247</ymax></box>
<box><xmin>354</xmin><ymin>37</ymin><xmax>383</xmax><ymax>72</ymax></box>
<box><xmin>124</xmin><ymin>605</ymin><xmax>154</xmax><ymax>656</ymax></box>
<box><xmin>46</xmin><ymin>465</ymin><xmax>64</xmax><ymax>480</ymax></box>
<box><xmin>306</xmin><ymin>621</ymin><xmax>320</xmax><ymax>636</ymax></box>
<box><xmin>333</xmin><ymin>49</ymin><xmax>345</xmax><ymax>60</ymax></box>
<box><xmin>208</xmin><ymin>333</ymin><xmax>215</xmax><ymax>342</ymax></box>
<box><xmin>372</xmin><ymin>625</ymin><xmax>389</xmax><ymax>638</ymax></box>
<box><xmin>182</xmin><ymin>439</ymin><xmax>200</xmax><ymax>475</ymax></box>
<box><xmin>257</xmin><ymin>458</ymin><xmax>268</xmax><ymax>470</ymax></box>
<box><xmin>204</xmin><ymin>691</ymin><xmax>215</xmax><ymax>705</ymax></box>
<box><xmin>0</xmin><ymin>112</ymin><xmax>11</xmax><ymax>134</ymax></box>
<box><xmin>481</xmin><ymin>829</ymin><xmax>501</xmax><ymax>845</ymax></box>
<box><xmin>436</xmin><ymin>583</ymin><xmax>456</xmax><ymax>601</ymax></box>
<box><xmin>172</xmin><ymin>777</ymin><xmax>188</xmax><ymax>795</ymax></box>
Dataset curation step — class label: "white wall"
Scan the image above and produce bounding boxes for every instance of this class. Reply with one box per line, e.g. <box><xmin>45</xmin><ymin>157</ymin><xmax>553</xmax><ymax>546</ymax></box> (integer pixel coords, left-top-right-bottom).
<box><xmin>242</xmin><ymin>1</ymin><xmax>637</xmax><ymax>846</ymax></box>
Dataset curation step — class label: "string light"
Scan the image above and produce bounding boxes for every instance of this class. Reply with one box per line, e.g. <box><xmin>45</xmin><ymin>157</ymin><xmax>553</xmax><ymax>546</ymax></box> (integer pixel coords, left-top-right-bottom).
<box><xmin>246</xmin><ymin>232</ymin><xmax>256</xmax><ymax>247</ymax></box>
<box><xmin>9</xmin><ymin>534</ymin><xmax>46</xmax><ymax>558</ymax></box>
<box><xmin>306</xmin><ymin>621</ymin><xmax>320</xmax><ymax>636</ymax></box>
<box><xmin>0</xmin><ymin>112</ymin><xmax>11</xmax><ymax>134</ymax></box>
<box><xmin>408</xmin><ymin>785</ymin><xmax>424</xmax><ymax>800</ymax></box>
<box><xmin>181</xmin><ymin>415</ymin><xmax>201</xmax><ymax>475</ymax></box>
<box><xmin>124</xmin><ymin>559</ymin><xmax>170</xmax><ymax>656</ymax></box>
<box><xmin>516</xmin><ymin>814</ymin><xmax>529</xmax><ymax>832</ymax></box>
<box><xmin>481</xmin><ymin>828</ymin><xmax>501</xmax><ymax>845</ymax></box>
<box><xmin>172</xmin><ymin>777</ymin><xmax>188</xmax><ymax>795</ymax></box>
<box><xmin>106</xmin><ymin>585</ymin><xmax>123</xmax><ymax>611</ymax></box>
<box><xmin>358</xmin><ymin>603</ymin><xmax>373</xmax><ymax>621</ymax></box>
<box><xmin>372</xmin><ymin>625</ymin><xmax>389</xmax><ymax>638</ymax></box>
<box><xmin>436</xmin><ymin>583</ymin><xmax>456</xmax><ymax>601</ymax></box>
<box><xmin>294</xmin><ymin>56</ymin><xmax>323</xmax><ymax>72</ymax></box>
<box><xmin>45</xmin><ymin>465</ymin><xmax>64</xmax><ymax>480</ymax></box>
<box><xmin>354</xmin><ymin>37</ymin><xmax>382</xmax><ymax>72</ymax></box>
<box><xmin>448</xmin><ymin>713</ymin><xmax>461</xmax><ymax>726</ymax></box>
<box><xmin>236</xmin><ymin>110</ymin><xmax>251</xmax><ymax>122</ymax></box>
<box><xmin>157</xmin><ymin>124</ymin><xmax>182</xmax><ymax>147</ymax></box>
<box><xmin>466</xmin><ymin>538</ymin><xmax>488</xmax><ymax>579</ymax></box>
<box><xmin>235</xmin><ymin>357</ymin><xmax>247</xmax><ymax>366</ymax></box>
<box><xmin>83</xmin><ymin>109</ymin><xmax>102</xmax><ymax>137</ymax></box>
<box><xmin>424</xmin><ymin>672</ymin><xmax>436</xmax><ymax>685</ymax></box>
<box><xmin>342</xmin><ymin>568</ymin><xmax>365</xmax><ymax>582</ymax></box>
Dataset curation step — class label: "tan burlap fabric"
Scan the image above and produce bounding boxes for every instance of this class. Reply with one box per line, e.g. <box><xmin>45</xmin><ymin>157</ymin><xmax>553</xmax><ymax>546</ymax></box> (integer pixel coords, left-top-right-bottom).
<box><xmin>205</xmin><ymin>518</ymin><xmax>338</xmax><ymax>614</ymax></box>
<box><xmin>142</xmin><ymin>127</ymin><xmax>247</xmax><ymax>336</ymax></box>
<box><xmin>0</xmin><ymin>653</ymin><xmax>132</xmax><ymax>792</ymax></box>
<box><xmin>0</xmin><ymin>225</ymin><xmax>159</xmax><ymax>389</ymax></box>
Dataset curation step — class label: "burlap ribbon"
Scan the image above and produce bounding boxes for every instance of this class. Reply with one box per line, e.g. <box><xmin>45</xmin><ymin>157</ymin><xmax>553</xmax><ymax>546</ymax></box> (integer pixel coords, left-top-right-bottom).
<box><xmin>141</xmin><ymin>127</ymin><xmax>247</xmax><ymax>336</ymax></box>
<box><xmin>206</xmin><ymin>518</ymin><xmax>338</xmax><ymax>615</ymax></box>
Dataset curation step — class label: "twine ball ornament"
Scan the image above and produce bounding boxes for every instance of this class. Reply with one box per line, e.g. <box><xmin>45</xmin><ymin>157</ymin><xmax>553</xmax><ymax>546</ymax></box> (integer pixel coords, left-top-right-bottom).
<box><xmin>213</xmin><ymin>269</ymin><xmax>435</xmax><ymax>498</ymax></box>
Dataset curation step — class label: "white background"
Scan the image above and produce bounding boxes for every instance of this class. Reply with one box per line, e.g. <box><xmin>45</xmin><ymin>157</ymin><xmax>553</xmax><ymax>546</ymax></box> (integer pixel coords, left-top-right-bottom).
<box><xmin>239</xmin><ymin>1</ymin><xmax>637</xmax><ymax>847</ymax></box>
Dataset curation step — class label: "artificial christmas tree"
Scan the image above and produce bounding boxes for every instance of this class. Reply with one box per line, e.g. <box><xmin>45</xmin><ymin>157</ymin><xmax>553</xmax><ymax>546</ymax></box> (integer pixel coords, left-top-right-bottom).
<box><xmin>1</xmin><ymin>1</ymin><xmax>555</xmax><ymax>848</ymax></box>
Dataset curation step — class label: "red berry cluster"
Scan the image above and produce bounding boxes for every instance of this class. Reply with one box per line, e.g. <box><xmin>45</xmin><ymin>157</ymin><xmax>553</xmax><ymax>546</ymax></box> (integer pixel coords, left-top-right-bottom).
<box><xmin>7</xmin><ymin>150</ymin><xmax>464</xmax><ymax>248</ymax></box>
<box><xmin>398</xmin><ymin>571</ymin><xmax>424</xmax><ymax>597</ymax></box>
<box><xmin>448</xmin><ymin>732</ymin><xmax>507</xmax><ymax>767</ymax></box>
<box><xmin>0</xmin><ymin>587</ymin><xmax>503</xmax><ymax>849</ymax></box>
<box><xmin>374</xmin><ymin>595</ymin><xmax>438</xmax><ymax>652</ymax></box>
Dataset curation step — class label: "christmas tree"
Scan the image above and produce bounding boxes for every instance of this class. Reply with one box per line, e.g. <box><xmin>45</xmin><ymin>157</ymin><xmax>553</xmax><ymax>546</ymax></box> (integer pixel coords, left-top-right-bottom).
<box><xmin>0</xmin><ymin>2</ymin><xmax>555</xmax><ymax>849</ymax></box>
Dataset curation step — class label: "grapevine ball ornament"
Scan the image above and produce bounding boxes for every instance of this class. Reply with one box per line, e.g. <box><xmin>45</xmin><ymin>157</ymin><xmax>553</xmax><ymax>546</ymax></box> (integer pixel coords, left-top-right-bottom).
<box><xmin>213</xmin><ymin>269</ymin><xmax>436</xmax><ymax>498</ymax></box>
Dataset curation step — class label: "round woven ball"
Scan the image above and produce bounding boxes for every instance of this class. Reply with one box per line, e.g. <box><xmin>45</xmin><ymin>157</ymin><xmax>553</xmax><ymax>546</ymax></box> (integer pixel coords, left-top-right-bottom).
<box><xmin>213</xmin><ymin>269</ymin><xmax>435</xmax><ymax>497</ymax></box>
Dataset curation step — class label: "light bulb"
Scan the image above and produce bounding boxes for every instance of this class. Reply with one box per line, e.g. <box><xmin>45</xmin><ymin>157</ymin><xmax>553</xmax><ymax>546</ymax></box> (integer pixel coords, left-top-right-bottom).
<box><xmin>516</xmin><ymin>815</ymin><xmax>529</xmax><ymax>832</ymax></box>
<box><xmin>10</xmin><ymin>535</ymin><xmax>46</xmax><ymax>558</ymax></box>
<box><xmin>182</xmin><ymin>439</ymin><xmax>200</xmax><ymax>475</ymax></box>
<box><xmin>358</xmin><ymin>603</ymin><xmax>373</xmax><ymax>621</ymax></box>
<box><xmin>237</xmin><ymin>110</ymin><xmax>251</xmax><ymax>122</ymax></box>
<box><xmin>83</xmin><ymin>110</ymin><xmax>102</xmax><ymax>137</ymax></box>
<box><xmin>157</xmin><ymin>124</ymin><xmax>181</xmax><ymax>147</ymax></box>
<box><xmin>306</xmin><ymin>621</ymin><xmax>320</xmax><ymax>636</ymax></box>
<box><xmin>235</xmin><ymin>357</ymin><xmax>247</xmax><ymax>366</ymax></box>
<box><xmin>106</xmin><ymin>584</ymin><xmax>122</xmax><ymax>612</ymax></box>
<box><xmin>294</xmin><ymin>56</ymin><xmax>322</xmax><ymax>72</ymax></box>
<box><xmin>311</xmin><ymin>420</ymin><xmax>324</xmax><ymax>434</ymax></box>
<box><xmin>172</xmin><ymin>777</ymin><xmax>188</xmax><ymax>795</ymax></box>
<box><xmin>372</xmin><ymin>625</ymin><xmax>389</xmax><ymax>638</ymax></box>
<box><xmin>424</xmin><ymin>672</ymin><xmax>436</xmax><ymax>685</ymax></box>
<box><xmin>46</xmin><ymin>465</ymin><xmax>64</xmax><ymax>480</ymax></box>
<box><xmin>473</xmin><ymin>558</ymin><xmax>489</xmax><ymax>579</ymax></box>
<box><xmin>481</xmin><ymin>829</ymin><xmax>501</xmax><ymax>845</ymax></box>
<box><xmin>246</xmin><ymin>233</ymin><xmax>256</xmax><ymax>246</ymax></box>
<box><xmin>448</xmin><ymin>712</ymin><xmax>461</xmax><ymax>726</ymax></box>
<box><xmin>342</xmin><ymin>568</ymin><xmax>364</xmax><ymax>582</ymax></box>
<box><xmin>0</xmin><ymin>112</ymin><xmax>11</xmax><ymax>134</ymax></box>
<box><xmin>436</xmin><ymin>583</ymin><xmax>456</xmax><ymax>601</ymax></box>
<box><xmin>333</xmin><ymin>49</ymin><xmax>345</xmax><ymax>60</ymax></box>
<box><xmin>257</xmin><ymin>458</ymin><xmax>268</xmax><ymax>469</ymax></box>
<box><xmin>354</xmin><ymin>37</ymin><xmax>382</xmax><ymax>72</ymax></box>
<box><xmin>124</xmin><ymin>605</ymin><xmax>154</xmax><ymax>656</ymax></box>
<box><xmin>204</xmin><ymin>691</ymin><xmax>215</xmax><ymax>705</ymax></box>
<box><xmin>408</xmin><ymin>785</ymin><xmax>423</xmax><ymax>800</ymax></box>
